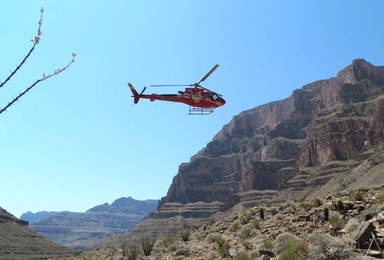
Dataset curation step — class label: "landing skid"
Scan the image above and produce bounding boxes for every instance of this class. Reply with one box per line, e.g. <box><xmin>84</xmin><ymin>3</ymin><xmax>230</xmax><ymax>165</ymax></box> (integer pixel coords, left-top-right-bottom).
<box><xmin>189</xmin><ymin>106</ymin><xmax>214</xmax><ymax>115</ymax></box>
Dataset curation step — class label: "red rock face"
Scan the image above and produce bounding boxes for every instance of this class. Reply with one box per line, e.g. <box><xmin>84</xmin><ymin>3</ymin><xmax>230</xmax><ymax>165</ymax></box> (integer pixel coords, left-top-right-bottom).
<box><xmin>159</xmin><ymin>59</ymin><xmax>384</xmax><ymax>212</ymax></box>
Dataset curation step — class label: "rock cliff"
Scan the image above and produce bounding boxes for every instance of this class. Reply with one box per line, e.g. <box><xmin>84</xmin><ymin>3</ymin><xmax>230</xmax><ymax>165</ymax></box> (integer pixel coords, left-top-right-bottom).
<box><xmin>0</xmin><ymin>207</ymin><xmax>75</xmax><ymax>259</ymax></box>
<box><xmin>158</xmin><ymin>59</ymin><xmax>384</xmax><ymax>207</ymax></box>
<box><xmin>121</xmin><ymin>59</ymin><xmax>384</xmax><ymax>240</ymax></box>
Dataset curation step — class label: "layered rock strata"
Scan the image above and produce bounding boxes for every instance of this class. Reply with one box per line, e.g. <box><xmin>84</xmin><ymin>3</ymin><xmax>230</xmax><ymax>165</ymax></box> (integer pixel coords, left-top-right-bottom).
<box><xmin>117</xmin><ymin>59</ymin><xmax>384</xmax><ymax>242</ymax></box>
<box><xmin>0</xmin><ymin>207</ymin><xmax>75</xmax><ymax>259</ymax></box>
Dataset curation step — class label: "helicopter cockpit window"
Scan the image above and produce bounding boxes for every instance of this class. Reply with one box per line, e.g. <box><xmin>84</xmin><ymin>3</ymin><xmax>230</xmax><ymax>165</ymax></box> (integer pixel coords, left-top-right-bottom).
<box><xmin>209</xmin><ymin>93</ymin><xmax>218</xmax><ymax>101</ymax></box>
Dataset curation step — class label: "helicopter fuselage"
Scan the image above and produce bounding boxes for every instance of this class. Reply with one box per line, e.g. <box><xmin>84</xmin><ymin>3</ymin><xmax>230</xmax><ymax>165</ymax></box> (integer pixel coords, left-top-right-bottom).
<box><xmin>130</xmin><ymin>85</ymin><xmax>225</xmax><ymax>108</ymax></box>
<box><xmin>143</xmin><ymin>87</ymin><xmax>225</xmax><ymax>108</ymax></box>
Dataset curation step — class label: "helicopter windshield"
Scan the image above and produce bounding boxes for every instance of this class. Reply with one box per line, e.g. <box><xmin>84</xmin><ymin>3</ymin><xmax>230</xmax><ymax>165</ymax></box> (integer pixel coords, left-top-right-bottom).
<box><xmin>208</xmin><ymin>93</ymin><xmax>218</xmax><ymax>101</ymax></box>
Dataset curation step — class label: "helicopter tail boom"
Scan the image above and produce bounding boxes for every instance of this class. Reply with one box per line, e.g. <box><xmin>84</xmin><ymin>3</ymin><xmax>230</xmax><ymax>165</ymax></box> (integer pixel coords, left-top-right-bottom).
<box><xmin>128</xmin><ymin>83</ymin><xmax>141</xmax><ymax>104</ymax></box>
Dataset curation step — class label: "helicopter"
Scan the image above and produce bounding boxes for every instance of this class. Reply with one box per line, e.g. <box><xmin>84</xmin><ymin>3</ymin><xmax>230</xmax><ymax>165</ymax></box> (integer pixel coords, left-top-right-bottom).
<box><xmin>128</xmin><ymin>64</ymin><xmax>225</xmax><ymax>115</ymax></box>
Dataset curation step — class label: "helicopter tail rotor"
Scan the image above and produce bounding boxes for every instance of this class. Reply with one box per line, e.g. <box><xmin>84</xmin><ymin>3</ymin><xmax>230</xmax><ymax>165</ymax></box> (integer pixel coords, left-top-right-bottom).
<box><xmin>128</xmin><ymin>83</ymin><xmax>143</xmax><ymax>104</ymax></box>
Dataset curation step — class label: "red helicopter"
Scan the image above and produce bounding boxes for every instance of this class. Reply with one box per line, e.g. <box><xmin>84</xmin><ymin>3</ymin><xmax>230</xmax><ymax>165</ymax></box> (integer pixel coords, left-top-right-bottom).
<box><xmin>128</xmin><ymin>64</ymin><xmax>225</xmax><ymax>115</ymax></box>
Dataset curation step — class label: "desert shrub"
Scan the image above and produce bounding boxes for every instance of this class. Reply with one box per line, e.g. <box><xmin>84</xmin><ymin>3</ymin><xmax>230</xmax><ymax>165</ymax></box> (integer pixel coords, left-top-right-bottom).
<box><xmin>240</xmin><ymin>225</ymin><xmax>253</xmax><ymax>239</ymax></box>
<box><xmin>140</xmin><ymin>234</ymin><xmax>156</xmax><ymax>256</ymax></box>
<box><xmin>275</xmin><ymin>233</ymin><xmax>300</xmax><ymax>254</ymax></box>
<box><xmin>234</xmin><ymin>251</ymin><xmax>249</xmax><ymax>260</ymax></box>
<box><xmin>251</xmin><ymin>218</ymin><xmax>260</xmax><ymax>229</ymax></box>
<box><xmin>279</xmin><ymin>240</ymin><xmax>309</xmax><ymax>260</ymax></box>
<box><xmin>344</xmin><ymin>218</ymin><xmax>360</xmax><ymax>233</ymax></box>
<box><xmin>122</xmin><ymin>242</ymin><xmax>139</xmax><ymax>260</ymax></box>
<box><xmin>214</xmin><ymin>234</ymin><xmax>231</xmax><ymax>257</ymax></box>
<box><xmin>205</xmin><ymin>232</ymin><xmax>220</xmax><ymax>243</ymax></box>
<box><xmin>162</xmin><ymin>235</ymin><xmax>177</xmax><ymax>247</ymax></box>
<box><xmin>373</xmin><ymin>192</ymin><xmax>384</xmax><ymax>204</ymax></box>
<box><xmin>175</xmin><ymin>247</ymin><xmax>189</xmax><ymax>256</ymax></box>
<box><xmin>180</xmin><ymin>229</ymin><xmax>190</xmax><ymax>242</ymax></box>
<box><xmin>270</xmin><ymin>207</ymin><xmax>278</xmax><ymax>215</ymax></box>
<box><xmin>329</xmin><ymin>212</ymin><xmax>344</xmax><ymax>230</ymax></box>
<box><xmin>313</xmin><ymin>197</ymin><xmax>322</xmax><ymax>206</ymax></box>
<box><xmin>262</xmin><ymin>239</ymin><xmax>273</xmax><ymax>250</ymax></box>
<box><xmin>275</xmin><ymin>213</ymin><xmax>284</xmax><ymax>220</ymax></box>
<box><xmin>324</xmin><ymin>207</ymin><xmax>329</xmax><ymax>221</ymax></box>
<box><xmin>240</xmin><ymin>215</ymin><xmax>249</xmax><ymax>224</ymax></box>
<box><xmin>230</xmin><ymin>222</ymin><xmax>240</xmax><ymax>231</ymax></box>
<box><xmin>349</xmin><ymin>190</ymin><xmax>365</xmax><ymax>201</ymax></box>
<box><xmin>203</xmin><ymin>224</ymin><xmax>211</xmax><ymax>233</ymax></box>
<box><xmin>336</xmin><ymin>199</ymin><xmax>344</xmax><ymax>212</ymax></box>
<box><xmin>300</xmin><ymin>201</ymin><xmax>314</xmax><ymax>211</ymax></box>
<box><xmin>242</xmin><ymin>240</ymin><xmax>252</xmax><ymax>250</ymax></box>
<box><xmin>308</xmin><ymin>231</ymin><xmax>354</xmax><ymax>260</ymax></box>
<box><xmin>259</xmin><ymin>206</ymin><xmax>265</xmax><ymax>220</ymax></box>
<box><xmin>214</xmin><ymin>235</ymin><xmax>226</xmax><ymax>247</ymax></box>
<box><xmin>218</xmin><ymin>242</ymin><xmax>231</xmax><ymax>257</ymax></box>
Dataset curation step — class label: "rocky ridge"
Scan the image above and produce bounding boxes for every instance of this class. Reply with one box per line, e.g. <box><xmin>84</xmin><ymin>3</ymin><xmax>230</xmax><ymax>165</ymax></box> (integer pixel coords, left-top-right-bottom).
<box><xmin>30</xmin><ymin>197</ymin><xmax>157</xmax><ymax>250</ymax></box>
<box><xmin>60</xmin><ymin>185</ymin><xmax>384</xmax><ymax>259</ymax></box>
<box><xmin>0</xmin><ymin>207</ymin><xmax>75</xmax><ymax>259</ymax></box>
<box><xmin>21</xmin><ymin>211</ymin><xmax>60</xmax><ymax>224</ymax></box>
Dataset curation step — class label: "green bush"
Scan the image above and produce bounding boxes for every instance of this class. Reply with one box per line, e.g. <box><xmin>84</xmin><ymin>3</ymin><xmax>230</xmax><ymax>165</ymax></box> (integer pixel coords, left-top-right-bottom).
<box><xmin>162</xmin><ymin>236</ymin><xmax>177</xmax><ymax>247</ymax></box>
<box><xmin>349</xmin><ymin>190</ymin><xmax>365</xmax><ymax>201</ymax></box>
<box><xmin>141</xmin><ymin>234</ymin><xmax>156</xmax><ymax>256</ymax></box>
<box><xmin>175</xmin><ymin>247</ymin><xmax>189</xmax><ymax>256</ymax></box>
<box><xmin>215</xmin><ymin>235</ymin><xmax>226</xmax><ymax>247</ymax></box>
<box><xmin>203</xmin><ymin>224</ymin><xmax>211</xmax><ymax>233</ymax></box>
<box><xmin>240</xmin><ymin>215</ymin><xmax>249</xmax><ymax>225</ymax></box>
<box><xmin>373</xmin><ymin>192</ymin><xmax>384</xmax><ymax>204</ymax></box>
<box><xmin>313</xmin><ymin>198</ymin><xmax>322</xmax><ymax>206</ymax></box>
<box><xmin>251</xmin><ymin>218</ymin><xmax>260</xmax><ymax>229</ymax></box>
<box><xmin>262</xmin><ymin>239</ymin><xmax>273</xmax><ymax>250</ymax></box>
<box><xmin>240</xmin><ymin>226</ymin><xmax>253</xmax><ymax>239</ymax></box>
<box><xmin>214</xmin><ymin>234</ymin><xmax>231</xmax><ymax>257</ymax></box>
<box><xmin>300</xmin><ymin>201</ymin><xmax>314</xmax><ymax>211</ymax></box>
<box><xmin>242</xmin><ymin>240</ymin><xmax>252</xmax><ymax>250</ymax></box>
<box><xmin>279</xmin><ymin>240</ymin><xmax>309</xmax><ymax>260</ymax></box>
<box><xmin>218</xmin><ymin>242</ymin><xmax>231</xmax><ymax>257</ymax></box>
<box><xmin>329</xmin><ymin>213</ymin><xmax>344</xmax><ymax>229</ymax></box>
<box><xmin>275</xmin><ymin>233</ymin><xmax>300</xmax><ymax>254</ymax></box>
<box><xmin>230</xmin><ymin>222</ymin><xmax>240</xmax><ymax>231</ymax></box>
<box><xmin>308</xmin><ymin>231</ymin><xmax>354</xmax><ymax>259</ymax></box>
<box><xmin>122</xmin><ymin>242</ymin><xmax>139</xmax><ymax>260</ymax></box>
<box><xmin>234</xmin><ymin>251</ymin><xmax>249</xmax><ymax>260</ymax></box>
<box><xmin>180</xmin><ymin>229</ymin><xmax>190</xmax><ymax>242</ymax></box>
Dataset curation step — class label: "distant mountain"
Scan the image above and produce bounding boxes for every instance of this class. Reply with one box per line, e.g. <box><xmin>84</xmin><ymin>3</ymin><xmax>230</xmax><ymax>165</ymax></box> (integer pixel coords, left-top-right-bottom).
<box><xmin>0</xmin><ymin>207</ymin><xmax>75</xmax><ymax>259</ymax></box>
<box><xmin>30</xmin><ymin>197</ymin><xmax>157</xmax><ymax>250</ymax></box>
<box><xmin>20</xmin><ymin>211</ymin><xmax>60</xmax><ymax>224</ymax></box>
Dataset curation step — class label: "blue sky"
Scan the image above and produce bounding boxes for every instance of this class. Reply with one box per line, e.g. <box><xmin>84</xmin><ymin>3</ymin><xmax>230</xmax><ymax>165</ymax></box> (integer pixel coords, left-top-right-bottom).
<box><xmin>1</xmin><ymin>1</ymin><xmax>384</xmax><ymax>218</ymax></box>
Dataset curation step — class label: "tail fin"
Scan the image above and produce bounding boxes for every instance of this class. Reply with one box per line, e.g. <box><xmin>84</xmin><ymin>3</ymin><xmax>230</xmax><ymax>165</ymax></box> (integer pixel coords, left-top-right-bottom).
<box><xmin>128</xmin><ymin>83</ymin><xmax>140</xmax><ymax>104</ymax></box>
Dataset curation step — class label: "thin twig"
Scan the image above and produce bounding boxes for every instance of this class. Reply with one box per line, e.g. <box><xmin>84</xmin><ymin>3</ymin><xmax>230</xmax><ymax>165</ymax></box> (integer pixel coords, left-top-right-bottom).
<box><xmin>0</xmin><ymin>55</ymin><xmax>76</xmax><ymax>115</ymax></box>
<box><xmin>0</xmin><ymin>7</ymin><xmax>44</xmax><ymax>89</ymax></box>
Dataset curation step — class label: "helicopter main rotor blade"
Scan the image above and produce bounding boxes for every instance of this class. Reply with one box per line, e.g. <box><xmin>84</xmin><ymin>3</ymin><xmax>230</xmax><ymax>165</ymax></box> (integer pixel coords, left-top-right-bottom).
<box><xmin>150</xmin><ymin>84</ymin><xmax>193</xmax><ymax>87</ymax></box>
<box><xmin>196</xmin><ymin>64</ymin><xmax>219</xmax><ymax>85</ymax></box>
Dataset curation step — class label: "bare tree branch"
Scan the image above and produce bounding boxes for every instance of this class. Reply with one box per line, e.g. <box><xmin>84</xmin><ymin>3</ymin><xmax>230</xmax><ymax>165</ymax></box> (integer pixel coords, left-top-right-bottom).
<box><xmin>0</xmin><ymin>7</ymin><xmax>43</xmax><ymax>89</ymax></box>
<box><xmin>0</xmin><ymin>55</ymin><xmax>76</xmax><ymax>115</ymax></box>
<box><xmin>0</xmin><ymin>7</ymin><xmax>77</xmax><ymax>116</ymax></box>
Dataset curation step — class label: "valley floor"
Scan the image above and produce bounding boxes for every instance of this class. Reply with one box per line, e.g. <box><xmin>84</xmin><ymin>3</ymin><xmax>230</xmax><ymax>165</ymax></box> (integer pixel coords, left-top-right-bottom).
<box><xmin>53</xmin><ymin>185</ymin><xmax>384</xmax><ymax>260</ymax></box>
